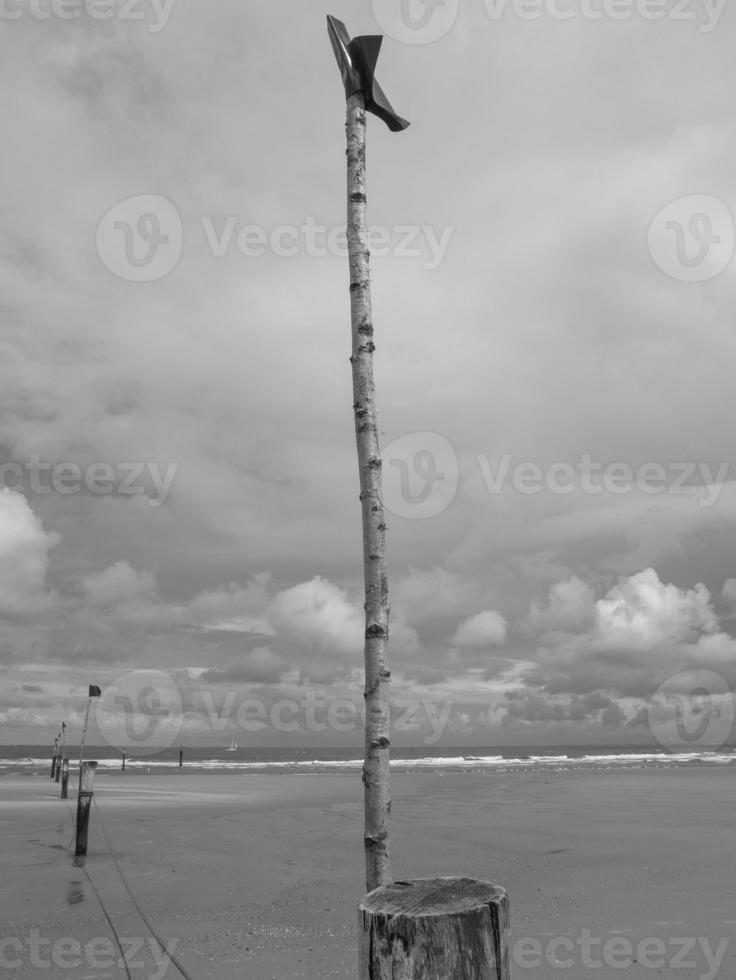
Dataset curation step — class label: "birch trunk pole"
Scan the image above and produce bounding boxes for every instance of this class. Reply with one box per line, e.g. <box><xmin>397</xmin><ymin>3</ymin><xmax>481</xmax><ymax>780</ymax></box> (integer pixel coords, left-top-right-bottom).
<box><xmin>346</xmin><ymin>91</ymin><xmax>392</xmax><ymax>893</ymax></box>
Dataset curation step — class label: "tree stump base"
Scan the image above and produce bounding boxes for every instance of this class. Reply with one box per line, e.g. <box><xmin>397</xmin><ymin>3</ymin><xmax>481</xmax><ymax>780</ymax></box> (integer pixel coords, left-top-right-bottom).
<box><xmin>359</xmin><ymin>877</ymin><xmax>510</xmax><ymax>980</ymax></box>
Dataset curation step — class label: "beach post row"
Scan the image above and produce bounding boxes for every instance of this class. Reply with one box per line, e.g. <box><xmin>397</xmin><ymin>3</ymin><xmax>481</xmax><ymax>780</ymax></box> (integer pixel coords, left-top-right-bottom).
<box><xmin>359</xmin><ymin>877</ymin><xmax>510</xmax><ymax>979</ymax></box>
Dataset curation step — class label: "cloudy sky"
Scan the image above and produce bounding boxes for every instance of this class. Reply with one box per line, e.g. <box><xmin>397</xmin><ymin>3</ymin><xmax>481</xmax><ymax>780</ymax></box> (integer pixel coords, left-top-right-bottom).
<box><xmin>2</xmin><ymin>0</ymin><xmax>736</xmax><ymax>748</ymax></box>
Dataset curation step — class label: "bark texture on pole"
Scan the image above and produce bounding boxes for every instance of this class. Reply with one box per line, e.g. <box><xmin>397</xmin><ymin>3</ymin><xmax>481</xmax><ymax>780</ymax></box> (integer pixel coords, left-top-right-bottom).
<box><xmin>346</xmin><ymin>91</ymin><xmax>391</xmax><ymax>893</ymax></box>
<box><xmin>359</xmin><ymin>878</ymin><xmax>510</xmax><ymax>980</ymax></box>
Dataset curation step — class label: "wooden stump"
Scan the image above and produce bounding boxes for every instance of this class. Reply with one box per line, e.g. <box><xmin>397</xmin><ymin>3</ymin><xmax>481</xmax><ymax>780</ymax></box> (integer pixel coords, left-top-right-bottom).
<box><xmin>359</xmin><ymin>877</ymin><xmax>510</xmax><ymax>980</ymax></box>
<box><xmin>75</xmin><ymin>761</ymin><xmax>98</xmax><ymax>857</ymax></box>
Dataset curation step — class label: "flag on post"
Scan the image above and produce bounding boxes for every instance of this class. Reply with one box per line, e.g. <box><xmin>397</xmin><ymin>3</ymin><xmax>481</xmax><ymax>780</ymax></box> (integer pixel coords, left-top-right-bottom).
<box><xmin>88</xmin><ymin>685</ymin><xmax>102</xmax><ymax>698</ymax></box>
<box><xmin>327</xmin><ymin>15</ymin><xmax>410</xmax><ymax>132</ymax></box>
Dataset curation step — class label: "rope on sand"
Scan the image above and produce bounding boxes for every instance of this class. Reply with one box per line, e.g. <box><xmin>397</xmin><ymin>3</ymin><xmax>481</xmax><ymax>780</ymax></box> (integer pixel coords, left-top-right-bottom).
<box><xmin>57</xmin><ymin>782</ymin><xmax>132</xmax><ymax>978</ymax></box>
<box><xmin>77</xmin><ymin>862</ymin><xmax>135</xmax><ymax>980</ymax></box>
<box><xmin>57</xmin><ymin>783</ymin><xmax>194</xmax><ymax>980</ymax></box>
<box><xmin>91</xmin><ymin>796</ymin><xmax>197</xmax><ymax>980</ymax></box>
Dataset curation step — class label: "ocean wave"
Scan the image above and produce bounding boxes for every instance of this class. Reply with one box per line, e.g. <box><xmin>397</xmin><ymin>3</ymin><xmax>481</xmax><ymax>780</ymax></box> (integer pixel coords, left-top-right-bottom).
<box><xmin>2</xmin><ymin>749</ymin><xmax>735</xmax><ymax>775</ymax></box>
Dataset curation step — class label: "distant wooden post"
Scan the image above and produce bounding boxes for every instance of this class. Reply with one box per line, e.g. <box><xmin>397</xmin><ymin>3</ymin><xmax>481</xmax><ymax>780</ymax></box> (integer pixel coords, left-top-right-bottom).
<box><xmin>58</xmin><ymin>722</ymin><xmax>66</xmax><ymax>786</ymax></box>
<box><xmin>122</xmin><ymin>749</ymin><xmax>126</xmax><ymax>772</ymax></box>
<box><xmin>60</xmin><ymin>757</ymin><xmax>70</xmax><ymax>799</ymax></box>
<box><xmin>50</xmin><ymin>741</ymin><xmax>58</xmax><ymax>779</ymax></box>
<box><xmin>179</xmin><ymin>747</ymin><xmax>183</xmax><ymax>768</ymax></box>
<box><xmin>359</xmin><ymin>878</ymin><xmax>510</xmax><ymax>980</ymax></box>
<box><xmin>75</xmin><ymin>761</ymin><xmax>98</xmax><ymax>857</ymax></box>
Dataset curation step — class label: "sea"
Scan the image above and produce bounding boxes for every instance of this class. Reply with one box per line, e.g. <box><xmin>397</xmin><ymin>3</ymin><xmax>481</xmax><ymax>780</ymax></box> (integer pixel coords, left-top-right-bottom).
<box><xmin>2</xmin><ymin>743</ymin><xmax>735</xmax><ymax>777</ymax></box>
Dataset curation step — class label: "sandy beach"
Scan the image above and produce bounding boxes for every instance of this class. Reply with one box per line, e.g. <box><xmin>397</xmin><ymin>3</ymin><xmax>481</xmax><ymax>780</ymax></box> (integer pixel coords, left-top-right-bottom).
<box><xmin>1</xmin><ymin>766</ymin><xmax>734</xmax><ymax>979</ymax></box>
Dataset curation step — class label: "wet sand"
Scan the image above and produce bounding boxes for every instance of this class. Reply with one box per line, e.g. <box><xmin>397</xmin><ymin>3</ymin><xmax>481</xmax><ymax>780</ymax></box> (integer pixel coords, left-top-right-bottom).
<box><xmin>1</xmin><ymin>766</ymin><xmax>734</xmax><ymax>978</ymax></box>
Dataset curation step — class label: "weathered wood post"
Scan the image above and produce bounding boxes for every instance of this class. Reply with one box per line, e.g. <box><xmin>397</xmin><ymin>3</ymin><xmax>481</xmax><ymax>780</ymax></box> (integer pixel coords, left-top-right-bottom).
<box><xmin>178</xmin><ymin>747</ymin><xmax>183</xmax><ymax>768</ymax></box>
<box><xmin>50</xmin><ymin>740</ymin><xmax>58</xmax><ymax>779</ymax></box>
<box><xmin>359</xmin><ymin>878</ymin><xmax>510</xmax><ymax>980</ymax></box>
<box><xmin>122</xmin><ymin>749</ymin><xmax>126</xmax><ymax>771</ymax></box>
<box><xmin>75</xmin><ymin>760</ymin><xmax>98</xmax><ymax>857</ymax></box>
<box><xmin>60</xmin><ymin>757</ymin><xmax>70</xmax><ymax>799</ymax></box>
<box><xmin>57</xmin><ymin>722</ymin><xmax>66</xmax><ymax>785</ymax></box>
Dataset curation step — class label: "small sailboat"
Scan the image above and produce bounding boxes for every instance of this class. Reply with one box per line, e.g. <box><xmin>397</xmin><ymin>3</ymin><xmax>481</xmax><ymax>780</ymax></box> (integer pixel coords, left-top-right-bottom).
<box><xmin>227</xmin><ymin>737</ymin><xmax>238</xmax><ymax>752</ymax></box>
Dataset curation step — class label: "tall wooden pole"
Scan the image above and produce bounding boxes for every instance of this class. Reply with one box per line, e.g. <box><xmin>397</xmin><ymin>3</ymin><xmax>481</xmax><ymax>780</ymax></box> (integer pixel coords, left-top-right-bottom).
<box><xmin>346</xmin><ymin>90</ymin><xmax>392</xmax><ymax>892</ymax></box>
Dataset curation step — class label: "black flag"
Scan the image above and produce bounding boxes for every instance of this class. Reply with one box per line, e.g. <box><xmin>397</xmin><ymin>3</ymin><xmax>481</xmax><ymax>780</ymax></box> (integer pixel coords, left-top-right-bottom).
<box><xmin>89</xmin><ymin>685</ymin><xmax>102</xmax><ymax>698</ymax></box>
<box><xmin>327</xmin><ymin>15</ymin><xmax>409</xmax><ymax>133</ymax></box>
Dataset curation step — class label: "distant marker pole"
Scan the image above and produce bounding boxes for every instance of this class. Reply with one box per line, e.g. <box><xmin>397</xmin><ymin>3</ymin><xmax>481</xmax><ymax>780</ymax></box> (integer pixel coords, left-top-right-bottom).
<box><xmin>79</xmin><ymin>684</ymin><xmax>102</xmax><ymax>774</ymax></box>
<box><xmin>122</xmin><ymin>748</ymin><xmax>126</xmax><ymax>772</ymax></box>
<box><xmin>76</xmin><ymin>685</ymin><xmax>101</xmax><ymax>848</ymax></box>
<box><xmin>59</xmin><ymin>722</ymin><xmax>68</xmax><ymax>796</ymax></box>
<box><xmin>75</xmin><ymin>761</ymin><xmax>98</xmax><ymax>857</ymax></box>
<box><xmin>79</xmin><ymin>703</ymin><xmax>91</xmax><ymax>774</ymax></box>
<box><xmin>179</xmin><ymin>747</ymin><xmax>183</xmax><ymax>768</ymax></box>
<box><xmin>54</xmin><ymin>726</ymin><xmax>62</xmax><ymax>783</ymax></box>
<box><xmin>61</xmin><ymin>757</ymin><xmax>70</xmax><ymax>799</ymax></box>
<box><xmin>51</xmin><ymin>737</ymin><xmax>58</xmax><ymax>779</ymax></box>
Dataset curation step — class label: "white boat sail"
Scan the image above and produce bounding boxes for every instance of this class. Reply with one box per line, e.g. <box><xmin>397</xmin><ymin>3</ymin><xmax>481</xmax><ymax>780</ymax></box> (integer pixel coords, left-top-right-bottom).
<box><xmin>227</xmin><ymin>737</ymin><xmax>238</xmax><ymax>751</ymax></box>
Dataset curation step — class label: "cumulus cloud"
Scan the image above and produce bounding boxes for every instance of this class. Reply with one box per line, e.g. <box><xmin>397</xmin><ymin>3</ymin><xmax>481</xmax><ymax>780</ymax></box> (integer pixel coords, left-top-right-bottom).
<box><xmin>593</xmin><ymin>568</ymin><xmax>717</xmax><ymax>651</ymax></box>
<box><xmin>266</xmin><ymin>576</ymin><xmax>363</xmax><ymax>659</ymax></box>
<box><xmin>501</xmin><ymin>568</ymin><xmax>736</xmax><ymax>738</ymax></box>
<box><xmin>528</xmin><ymin>575</ymin><xmax>596</xmax><ymax>634</ymax></box>
<box><xmin>187</xmin><ymin>573</ymin><xmax>274</xmax><ymax>635</ymax></box>
<box><xmin>82</xmin><ymin>561</ymin><xmax>156</xmax><ymax>606</ymax></box>
<box><xmin>0</xmin><ymin>491</ymin><xmax>58</xmax><ymax>617</ymax></box>
<box><xmin>451</xmin><ymin>610</ymin><xmax>508</xmax><ymax>648</ymax></box>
